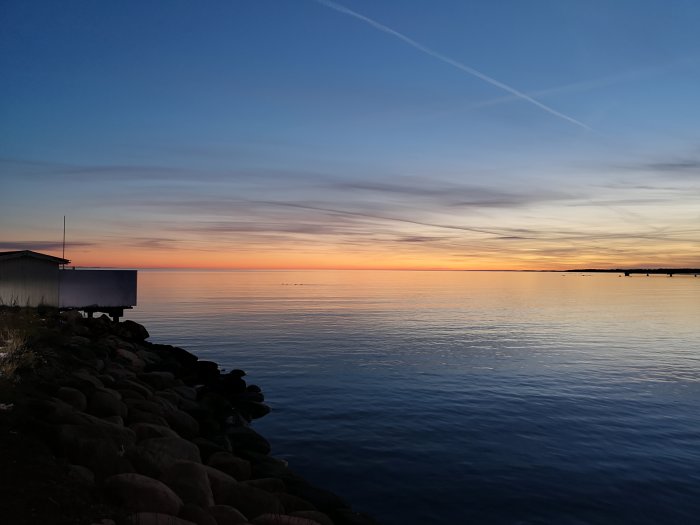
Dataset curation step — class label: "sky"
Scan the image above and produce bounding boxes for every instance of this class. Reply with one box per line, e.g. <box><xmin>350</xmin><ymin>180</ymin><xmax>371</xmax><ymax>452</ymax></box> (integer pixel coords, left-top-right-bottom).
<box><xmin>1</xmin><ymin>0</ymin><xmax>699</xmax><ymax>270</ymax></box>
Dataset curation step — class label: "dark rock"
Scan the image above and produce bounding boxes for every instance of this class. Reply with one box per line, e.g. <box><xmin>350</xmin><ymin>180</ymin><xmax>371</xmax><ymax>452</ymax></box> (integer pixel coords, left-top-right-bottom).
<box><xmin>56</xmin><ymin>386</ymin><xmax>88</xmax><ymax>411</ymax></box>
<box><xmin>288</xmin><ymin>485</ymin><xmax>349</xmax><ymax>515</ymax></box>
<box><xmin>207</xmin><ymin>451</ymin><xmax>252</xmax><ymax>481</ymax></box>
<box><xmin>202</xmin><ymin>464</ymin><xmax>238</xmax><ymax>503</ymax></box>
<box><xmin>161</xmin><ymin>460</ymin><xmax>215</xmax><ymax>508</ymax></box>
<box><xmin>117</xmin><ymin>320</ymin><xmax>150</xmax><ymax>341</ymax></box>
<box><xmin>243</xmin><ymin>478</ymin><xmax>286</xmax><ymax>494</ymax></box>
<box><xmin>251</xmin><ymin>515</ymin><xmax>320</xmax><ymax>525</ymax></box>
<box><xmin>226</xmin><ymin>426</ymin><xmax>271</xmax><ymax>455</ymax></box>
<box><xmin>104</xmin><ymin>473</ymin><xmax>183</xmax><ymax>515</ymax></box>
<box><xmin>139</xmin><ymin>371</ymin><xmax>177</xmax><ymax>390</ymax></box>
<box><xmin>215</xmin><ymin>482</ymin><xmax>284</xmax><ymax>520</ymax></box>
<box><xmin>290</xmin><ymin>511</ymin><xmax>334</xmax><ymax>525</ymax></box>
<box><xmin>207</xmin><ymin>504</ymin><xmax>248</xmax><ymax>525</ymax></box>
<box><xmin>123</xmin><ymin>514</ymin><xmax>197</xmax><ymax>525</ymax></box>
<box><xmin>131</xmin><ymin>422</ymin><xmax>180</xmax><ymax>441</ymax></box>
<box><xmin>275</xmin><ymin>493</ymin><xmax>316</xmax><ymax>513</ymax></box>
<box><xmin>196</xmin><ymin>361</ymin><xmax>220</xmax><ymax>386</ymax></box>
<box><xmin>88</xmin><ymin>389</ymin><xmax>127</xmax><ymax>418</ymax></box>
<box><xmin>179</xmin><ymin>504</ymin><xmax>218</xmax><ymax>525</ymax></box>
<box><xmin>115</xmin><ymin>348</ymin><xmax>146</xmax><ymax>370</ymax></box>
<box><xmin>58</xmin><ymin>423</ymin><xmax>135</xmax><ymax>479</ymax></box>
<box><xmin>129</xmin><ymin>437</ymin><xmax>202</xmax><ymax>478</ymax></box>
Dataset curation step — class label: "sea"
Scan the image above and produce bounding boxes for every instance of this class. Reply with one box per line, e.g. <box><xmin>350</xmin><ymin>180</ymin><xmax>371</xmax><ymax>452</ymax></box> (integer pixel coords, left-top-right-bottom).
<box><xmin>126</xmin><ymin>270</ymin><xmax>700</xmax><ymax>525</ymax></box>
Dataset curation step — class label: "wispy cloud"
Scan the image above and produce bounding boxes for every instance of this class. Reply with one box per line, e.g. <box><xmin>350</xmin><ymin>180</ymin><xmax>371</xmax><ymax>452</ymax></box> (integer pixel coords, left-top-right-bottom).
<box><xmin>312</xmin><ymin>0</ymin><xmax>590</xmax><ymax>130</ymax></box>
<box><xmin>0</xmin><ymin>241</ymin><xmax>94</xmax><ymax>251</ymax></box>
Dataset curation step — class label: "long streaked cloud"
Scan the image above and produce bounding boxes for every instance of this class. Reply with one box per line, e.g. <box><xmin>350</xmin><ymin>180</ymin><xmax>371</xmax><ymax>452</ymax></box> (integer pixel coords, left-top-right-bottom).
<box><xmin>0</xmin><ymin>241</ymin><xmax>94</xmax><ymax>251</ymax></box>
<box><xmin>312</xmin><ymin>0</ymin><xmax>590</xmax><ymax>130</ymax></box>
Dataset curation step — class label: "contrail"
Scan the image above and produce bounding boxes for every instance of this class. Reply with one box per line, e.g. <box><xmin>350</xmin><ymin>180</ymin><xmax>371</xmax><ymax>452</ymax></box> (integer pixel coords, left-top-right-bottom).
<box><xmin>312</xmin><ymin>0</ymin><xmax>591</xmax><ymax>130</ymax></box>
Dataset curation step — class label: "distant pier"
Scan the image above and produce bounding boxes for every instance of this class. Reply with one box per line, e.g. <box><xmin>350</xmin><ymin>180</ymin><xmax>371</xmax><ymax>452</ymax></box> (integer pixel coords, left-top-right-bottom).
<box><xmin>567</xmin><ymin>268</ymin><xmax>699</xmax><ymax>277</ymax></box>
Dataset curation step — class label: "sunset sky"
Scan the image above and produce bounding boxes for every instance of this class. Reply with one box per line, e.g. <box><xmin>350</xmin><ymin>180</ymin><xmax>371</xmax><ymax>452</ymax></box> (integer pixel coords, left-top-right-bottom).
<box><xmin>2</xmin><ymin>0</ymin><xmax>699</xmax><ymax>270</ymax></box>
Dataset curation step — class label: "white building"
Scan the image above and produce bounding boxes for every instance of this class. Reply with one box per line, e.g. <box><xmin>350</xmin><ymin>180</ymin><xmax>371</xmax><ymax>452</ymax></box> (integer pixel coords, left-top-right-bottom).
<box><xmin>0</xmin><ymin>250</ymin><xmax>137</xmax><ymax>320</ymax></box>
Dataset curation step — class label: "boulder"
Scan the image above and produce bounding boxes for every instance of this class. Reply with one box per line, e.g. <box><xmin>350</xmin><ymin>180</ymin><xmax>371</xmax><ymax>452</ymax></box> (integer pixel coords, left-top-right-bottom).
<box><xmin>225</xmin><ymin>427</ymin><xmax>271</xmax><ymax>455</ymax></box>
<box><xmin>289</xmin><ymin>511</ymin><xmax>333</xmax><ymax>525</ymax></box>
<box><xmin>130</xmin><ymin>437</ymin><xmax>202</xmax><ymax>478</ymax></box>
<box><xmin>117</xmin><ymin>378</ymin><xmax>154</xmax><ymax>399</ymax></box>
<box><xmin>208</xmin><ymin>452</ymin><xmax>251</xmax><ymax>481</ymax></box>
<box><xmin>117</xmin><ymin>320</ymin><xmax>150</xmax><ymax>341</ymax></box>
<box><xmin>207</xmin><ymin>505</ymin><xmax>249</xmax><ymax>525</ymax></box>
<box><xmin>115</xmin><ymin>348</ymin><xmax>146</xmax><ymax>370</ymax></box>
<box><xmin>88</xmin><ymin>389</ymin><xmax>127</xmax><ymax>418</ymax></box>
<box><xmin>139</xmin><ymin>371</ymin><xmax>177</xmax><ymax>390</ymax></box>
<box><xmin>251</xmin><ymin>515</ymin><xmax>321</xmax><ymax>525</ymax></box>
<box><xmin>56</xmin><ymin>386</ymin><xmax>87</xmax><ymax>411</ymax></box>
<box><xmin>274</xmin><ymin>493</ymin><xmax>316</xmax><ymax>513</ymax></box>
<box><xmin>202</xmin><ymin>465</ymin><xmax>238</xmax><ymax>503</ymax></box>
<box><xmin>131</xmin><ymin>422</ymin><xmax>180</xmax><ymax>442</ymax></box>
<box><xmin>179</xmin><ymin>504</ymin><xmax>219</xmax><ymax>525</ymax></box>
<box><xmin>58</xmin><ymin>423</ymin><xmax>136</xmax><ymax>479</ymax></box>
<box><xmin>195</xmin><ymin>361</ymin><xmax>220</xmax><ymax>386</ymax></box>
<box><xmin>103</xmin><ymin>473</ymin><xmax>183</xmax><ymax>515</ymax></box>
<box><xmin>215</xmin><ymin>482</ymin><xmax>284</xmax><ymax>520</ymax></box>
<box><xmin>161</xmin><ymin>460</ymin><xmax>215</xmax><ymax>508</ymax></box>
<box><xmin>123</xmin><ymin>513</ymin><xmax>196</xmax><ymax>525</ymax></box>
<box><xmin>243</xmin><ymin>478</ymin><xmax>286</xmax><ymax>494</ymax></box>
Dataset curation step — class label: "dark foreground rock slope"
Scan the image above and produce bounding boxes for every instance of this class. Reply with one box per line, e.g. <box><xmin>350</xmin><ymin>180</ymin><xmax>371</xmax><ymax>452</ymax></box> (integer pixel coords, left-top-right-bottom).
<box><xmin>0</xmin><ymin>308</ymin><xmax>379</xmax><ymax>525</ymax></box>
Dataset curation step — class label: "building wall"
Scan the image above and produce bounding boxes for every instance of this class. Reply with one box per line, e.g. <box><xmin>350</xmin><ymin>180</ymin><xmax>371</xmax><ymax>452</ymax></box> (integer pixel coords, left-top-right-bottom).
<box><xmin>59</xmin><ymin>269</ymin><xmax>137</xmax><ymax>308</ymax></box>
<box><xmin>0</xmin><ymin>257</ymin><xmax>60</xmax><ymax>307</ymax></box>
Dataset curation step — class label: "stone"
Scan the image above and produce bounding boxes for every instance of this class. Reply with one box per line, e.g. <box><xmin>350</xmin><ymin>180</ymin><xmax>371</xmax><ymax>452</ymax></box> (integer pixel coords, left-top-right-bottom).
<box><xmin>124</xmin><ymin>513</ymin><xmax>196</xmax><ymax>525</ymax></box>
<box><xmin>117</xmin><ymin>320</ymin><xmax>150</xmax><ymax>341</ymax></box>
<box><xmin>66</xmin><ymin>464</ymin><xmax>96</xmax><ymax>486</ymax></box>
<box><xmin>118</xmin><ymin>388</ymin><xmax>147</xmax><ymax>401</ymax></box>
<box><xmin>225</xmin><ymin>427</ymin><xmax>271</xmax><ymax>455</ymax></box>
<box><xmin>88</xmin><ymin>389</ymin><xmax>127</xmax><ymax>418</ymax></box>
<box><xmin>102</xmin><ymin>415</ymin><xmax>124</xmax><ymax>426</ymax></box>
<box><xmin>104</xmin><ymin>473</ymin><xmax>183</xmax><ymax>515</ymax></box>
<box><xmin>161</xmin><ymin>460</ymin><xmax>215</xmax><ymax>508</ymax></box>
<box><xmin>203</xmin><ymin>465</ymin><xmax>239</xmax><ymax>503</ymax></box>
<box><xmin>56</xmin><ymin>386</ymin><xmax>87</xmax><ymax>411</ymax></box>
<box><xmin>165</xmin><ymin>407</ymin><xmax>200</xmax><ymax>439</ymax></box>
<box><xmin>207</xmin><ymin>505</ymin><xmax>249</xmax><ymax>525</ymax></box>
<box><xmin>128</xmin><ymin>409</ymin><xmax>170</xmax><ymax>428</ymax></box>
<box><xmin>130</xmin><ymin>437</ymin><xmax>202</xmax><ymax>478</ymax></box>
<box><xmin>116</xmin><ymin>348</ymin><xmax>146</xmax><ymax>370</ymax></box>
<box><xmin>118</xmin><ymin>378</ymin><xmax>154</xmax><ymax>398</ymax></box>
<box><xmin>131</xmin><ymin>422</ymin><xmax>181</xmax><ymax>442</ymax></box>
<box><xmin>215</xmin><ymin>482</ymin><xmax>284</xmax><ymax>520</ymax></box>
<box><xmin>179</xmin><ymin>504</ymin><xmax>219</xmax><ymax>525</ymax></box>
<box><xmin>69</xmin><ymin>370</ymin><xmax>105</xmax><ymax>393</ymax></box>
<box><xmin>274</xmin><ymin>493</ymin><xmax>316</xmax><ymax>513</ymax></box>
<box><xmin>251</xmin><ymin>515</ymin><xmax>321</xmax><ymax>525</ymax></box>
<box><xmin>287</xmin><ymin>486</ymin><xmax>348</xmax><ymax>515</ymax></box>
<box><xmin>172</xmin><ymin>386</ymin><xmax>198</xmax><ymax>401</ymax></box>
<box><xmin>289</xmin><ymin>511</ymin><xmax>334</xmax><ymax>525</ymax></box>
<box><xmin>139</xmin><ymin>371</ymin><xmax>177</xmax><ymax>390</ymax></box>
<box><xmin>243</xmin><ymin>478</ymin><xmax>286</xmax><ymax>494</ymax></box>
<box><xmin>208</xmin><ymin>452</ymin><xmax>252</xmax><ymax>481</ymax></box>
<box><xmin>192</xmin><ymin>437</ymin><xmax>229</xmax><ymax>462</ymax></box>
<box><xmin>157</xmin><ymin>390</ymin><xmax>182</xmax><ymax>405</ymax></box>
<box><xmin>196</xmin><ymin>361</ymin><xmax>220</xmax><ymax>386</ymax></box>
<box><xmin>58</xmin><ymin>423</ymin><xmax>136</xmax><ymax>479</ymax></box>
<box><xmin>137</xmin><ymin>349</ymin><xmax>163</xmax><ymax>365</ymax></box>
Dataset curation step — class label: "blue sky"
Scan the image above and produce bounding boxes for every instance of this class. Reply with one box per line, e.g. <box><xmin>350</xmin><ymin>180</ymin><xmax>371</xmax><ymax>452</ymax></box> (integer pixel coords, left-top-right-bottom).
<box><xmin>1</xmin><ymin>0</ymin><xmax>699</xmax><ymax>268</ymax></box>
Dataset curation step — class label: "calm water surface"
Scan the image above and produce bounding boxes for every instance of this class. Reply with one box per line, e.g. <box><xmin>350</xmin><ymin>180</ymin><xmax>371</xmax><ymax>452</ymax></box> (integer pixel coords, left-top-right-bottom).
<box><xmin>127</xmin><ymin>271</ymin><xmax>700</xmax><ymax>524</ymax></box>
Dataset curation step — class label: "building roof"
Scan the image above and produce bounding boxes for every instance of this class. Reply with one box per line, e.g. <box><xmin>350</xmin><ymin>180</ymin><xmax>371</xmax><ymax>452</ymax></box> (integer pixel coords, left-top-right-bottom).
<box><xmin>0</xmin><ymin>250</ymin><xmax>70</xmax><ymax>264</ymax></box>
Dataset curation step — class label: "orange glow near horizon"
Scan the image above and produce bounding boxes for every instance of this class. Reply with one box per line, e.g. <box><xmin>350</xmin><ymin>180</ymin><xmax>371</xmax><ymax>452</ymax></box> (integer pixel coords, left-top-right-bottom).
<box><xmin>52</xmin><ymin>243</ymin><xmax>699</xmax><ymax>271</ymax></box>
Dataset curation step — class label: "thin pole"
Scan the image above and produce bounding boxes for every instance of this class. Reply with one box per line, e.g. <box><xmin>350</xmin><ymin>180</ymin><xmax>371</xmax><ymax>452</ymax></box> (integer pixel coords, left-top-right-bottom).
<box><xmin>62</xmin><ymin>215</ymin><xmax>66</xmax><ymax>269</ymax></box>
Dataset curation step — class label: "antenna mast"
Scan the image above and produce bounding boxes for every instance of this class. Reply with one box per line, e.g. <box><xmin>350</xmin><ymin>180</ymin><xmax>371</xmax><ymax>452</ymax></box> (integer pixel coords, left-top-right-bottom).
<box><xmin>62</xmin><ymin>215</ymin><xmax>66</xmax><ymax>269</ymax></box>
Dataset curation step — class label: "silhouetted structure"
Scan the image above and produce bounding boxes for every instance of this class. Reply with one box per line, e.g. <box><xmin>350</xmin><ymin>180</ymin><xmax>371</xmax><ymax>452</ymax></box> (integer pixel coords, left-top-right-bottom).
<box><xmin>0</xmin><ymin>250</ymin><xmax>137</xmax><ymax>320</ymax></box>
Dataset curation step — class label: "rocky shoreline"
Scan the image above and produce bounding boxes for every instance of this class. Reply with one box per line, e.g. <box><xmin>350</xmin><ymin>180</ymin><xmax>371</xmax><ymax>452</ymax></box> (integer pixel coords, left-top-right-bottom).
<box><xmin>0</xmin><ymin>309</ymin><xmax>378</xmax><ymax>525</ymax></box>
